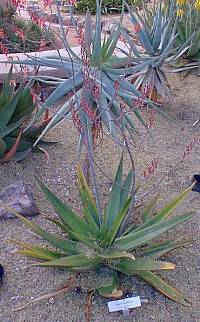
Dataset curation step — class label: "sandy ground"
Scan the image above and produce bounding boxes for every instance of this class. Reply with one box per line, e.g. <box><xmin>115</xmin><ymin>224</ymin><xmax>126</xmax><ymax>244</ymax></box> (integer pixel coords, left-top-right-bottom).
<box><xmin>0</xmin><ymin>70</ymin><xmax>200</xmax><ymax>322</ymax></box>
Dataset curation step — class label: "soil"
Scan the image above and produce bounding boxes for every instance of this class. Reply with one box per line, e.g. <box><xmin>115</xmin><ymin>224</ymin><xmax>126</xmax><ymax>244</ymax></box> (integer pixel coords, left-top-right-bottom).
<box><xmin>0</xmin><ymin>8</ymin><xmax>200</xmax><ymax>322</ymax></box>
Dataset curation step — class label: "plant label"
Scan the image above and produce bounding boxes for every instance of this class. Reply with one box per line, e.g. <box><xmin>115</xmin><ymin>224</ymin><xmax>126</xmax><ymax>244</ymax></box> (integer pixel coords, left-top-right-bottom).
<box><xmin>108</xmin><ymin>296</ymin><xmax>141</xmax><ymax>316</ymax></box>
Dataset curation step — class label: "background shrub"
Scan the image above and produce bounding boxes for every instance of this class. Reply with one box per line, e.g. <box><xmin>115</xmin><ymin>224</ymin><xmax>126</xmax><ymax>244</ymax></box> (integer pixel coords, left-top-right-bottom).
<box><xmin>0</xmin><ymin>17</ymin><xmax>54</xmax><ymax>53</ymax></box>
<box><xmin>75</xmin><ymin>0</ymin><xmax>142</xmax><ymax>14</ymax></box>
<box><xmin>0</xmin><ymin>0</ymin><xmax>16</xmax><ymax>18</ymax></box>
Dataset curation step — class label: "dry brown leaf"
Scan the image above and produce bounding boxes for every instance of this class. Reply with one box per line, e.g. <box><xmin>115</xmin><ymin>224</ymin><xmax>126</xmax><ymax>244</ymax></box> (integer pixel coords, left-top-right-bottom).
<box><xmin>14</xmin><ymin>274</ymin><xmax>78</xmax><ymax>311</ymax></box>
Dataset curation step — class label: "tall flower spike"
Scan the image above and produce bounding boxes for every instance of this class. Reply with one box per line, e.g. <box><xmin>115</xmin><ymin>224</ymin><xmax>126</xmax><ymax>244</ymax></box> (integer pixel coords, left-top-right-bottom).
<box><xmin>0</xmin><ymin>28</ymin><xmax>5</xmax><ymax>38</ymax></box>
<box><xmin>133</xmin><ymin>24</ymin><xmax>141</xmax><ymax>33</ymax></box>
<box><xmin>194</xmin><ymin>0</ymin><xmax>200</xmax><ymax>10</ymax></box>
<box><xmin>176</xmin><ymin>9</ymin><xmax>184</xmax><ymax>17</ymax></box>
<box><xmin>176</xmin><ymin>0</ymin><xmax>186</xmax><ymax>6</ymax></box>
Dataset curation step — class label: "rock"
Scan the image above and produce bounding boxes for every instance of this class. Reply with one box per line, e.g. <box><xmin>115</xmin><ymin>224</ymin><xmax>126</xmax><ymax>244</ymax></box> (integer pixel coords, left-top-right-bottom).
<box><xmin>179</xmin><ymin>111</ymin><xmax>194</xmax><ymax>120</ymax></box>
<box><xmin>192</xmin><ymin>174</ymin><xmax>200</xmax><ymax>193</ymax></box>
<box><xmin>0</xmin><ymin>180</ymin><xmax>39</xmax><ymax>220</ymax></box>
<box><xmin>0</xmin><ymin>264</ymin><xmax>4</xmax><ymax>280</ymax></box>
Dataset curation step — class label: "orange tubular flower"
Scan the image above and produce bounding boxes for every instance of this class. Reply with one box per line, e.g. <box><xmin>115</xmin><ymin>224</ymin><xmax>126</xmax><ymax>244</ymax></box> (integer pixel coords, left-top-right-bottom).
<box><xmin>133</xmin><ymin>24</ymin><xmax>141</xmax><ymax>33</ymax></box>
<box><xmin>68</xmin><ymin>0</ymin><xmax>77</xmax><ymax>6</ymax></box>
<box><xmin>0</xmin><ymin>28</ymin><xmax>5</xmax><ymax>38</ymax></box>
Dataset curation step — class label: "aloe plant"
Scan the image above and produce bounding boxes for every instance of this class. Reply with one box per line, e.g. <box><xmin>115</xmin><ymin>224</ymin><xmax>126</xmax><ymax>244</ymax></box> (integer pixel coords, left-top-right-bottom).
<box><xmin>13</xmin><ymin>156</ymin><xmax>194</xmax><ymax>305</ymax></box>
<box><xmin>171</xmin><ymin>0</ymin><xmax>200</xmax><ymax>75</ymax></box>
<box><xmin>0</xmin><ymin>68</ymin><xmax>52</xmax><ymax>162</ymax></box>
<box><xmin>124</xmin><ymin>1</ymin><xmax>192</xmax><ymax>100</ymax></box>
<box><xmin>176</xmin><ymin>0</ymin><xmax>200</xmax><ymax>60</ymax></box>
<box><xmin>9</xmin><ymin>0</ymin><xmax>160</xmax><ymax>154</ymax></box>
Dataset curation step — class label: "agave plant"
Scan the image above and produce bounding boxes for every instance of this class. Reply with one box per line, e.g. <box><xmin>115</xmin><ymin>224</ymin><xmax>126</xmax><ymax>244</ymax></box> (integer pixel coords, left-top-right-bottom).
<box><xmin>9</xmin><ymin>0</ymin><xmax>160</xmax><ymax>154</ymax></box>
<box><xmin>13</xmin><ymin>157</ymin><xmax>194</xmax><ymax>305</ymax></box>
<box><xmin>0</xmin><ymin>68</ymin><xmax>52</xmax><ymax>162</ymax></box>
<box><xmin>124</xmin><ymin>1</ymin><xmax>192</xmax><ymax>100</ymax></box>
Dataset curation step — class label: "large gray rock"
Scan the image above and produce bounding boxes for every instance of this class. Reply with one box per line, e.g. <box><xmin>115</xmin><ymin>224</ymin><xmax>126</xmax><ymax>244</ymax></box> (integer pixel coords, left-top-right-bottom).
<box><xmin>0</xmin><ymin>180</ymin><xmax>39</xmax><ymax>219</ymax></box>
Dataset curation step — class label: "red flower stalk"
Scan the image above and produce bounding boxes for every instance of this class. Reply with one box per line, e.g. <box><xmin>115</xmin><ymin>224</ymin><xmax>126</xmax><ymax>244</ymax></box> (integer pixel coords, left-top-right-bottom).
<box><xmin>68</xmin><ymin>0</ymin><xmax>77</xmax><ymax>6</ymax></box>
<box><xmin>12</xmin><ymin>0</ymin><xmax>26</xmax><ymax>6</ymax></box>
<box><xmin>20</xmin><ymin>65</ymin><xmax>29</xmax><ymax>80</ymax></box>
<box><xmin>9</xmin><ymin>80</ymin><xmax>16</xmax><ymax>86</ymax></box>
<box><xmin>81</xmin><ymin>96</ymin><xmax>96</xmax><ymax>122</ymax></box>
<box><xmin>143</xmin><ymin>158</ymin><xmax>158</xmax><ymax>179</ymax></box>
<box><xmin>30</xmin><ymin>14</ymin><xmax>46</xmax><ymax>28</ymax></box>
<box><xmin>133</xmin><ymin>82</ymin><xmax>150</xmax><ymax>111</ymax></box>
<box><xmin>114</xmin><ymin>80</ymin><xmax>120</xmax><ymax>91</ymax></box>
<box><xmin>0</xmin><ymin>28</ymin><xmax>5</xmax><ymax>39</ymax></box>
<box><xmin>43</xmin><ymin>0</ymin><xmax>53</xmax><ymax>8</ymax></box>
<box><xmin>72</xmin><ymin>108</ymin><xmax>82</xmax><ymax>133</ymax></box>
<box><xmin>38</xmin><ymin>38</ymin><xmax>47</xmax><ymax>51</ymax></box>
<box><xmin>181</xmin><ymin>137</ymin><xmax>198</xmax><ymax>162</ymax></box>
<box><xmin>30</xmin><ymin>89</ymin><xmax>37</xmax><ymax>104</ymax></box>
<box><xmin>0</xmin><ymin>44</ymin><xmax>9</xmax><ymax>56</ymax></box>
<box><xmin>12</xmin><ymin>27</ymin><xmax>24</xmax><ymax>40</ymax></box>
<box><xmin>92</xmin><ymin>84</ymin><xmax>100</xmax><ymax>99</ymax></box>
<box><xmin>148</xmin><ymin>109</ymin><xmax>156</xmax><ymax>128</ymax></box>
<box><xmin>133</xmin><ymin>24</ymin><xmax>141</xmax><ymax>33</ymax></box>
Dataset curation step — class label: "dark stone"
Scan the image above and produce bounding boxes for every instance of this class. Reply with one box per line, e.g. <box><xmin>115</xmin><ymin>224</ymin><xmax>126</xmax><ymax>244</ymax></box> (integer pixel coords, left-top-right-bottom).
<box><xmin>192</xmin><ymin>174</ymin><xmax>200</xmax><ymax>193</ymax></box>
<box><xmin>180</xmin><ymin>111</ymin><xmax>194</xmax><ymax>120</ymax></box>
<box><xmin>0</xmin><ymin>180</ymin><xmax>39</xmax><ymax>220</ymax></box>
<box><xmin>0</xmin><ymin>264</ymin><xmax>4</xmax><ymax>280</ymax></box>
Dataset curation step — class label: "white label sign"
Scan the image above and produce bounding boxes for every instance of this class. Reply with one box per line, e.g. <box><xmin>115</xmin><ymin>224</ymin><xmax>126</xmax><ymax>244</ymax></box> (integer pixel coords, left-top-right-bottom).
<box><xmin>108</xmin><ymin>296</ymin><xmax>141</xmax><ymax>313</ymax></box>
